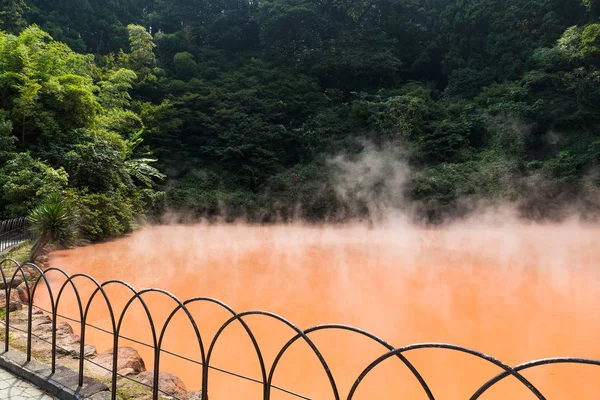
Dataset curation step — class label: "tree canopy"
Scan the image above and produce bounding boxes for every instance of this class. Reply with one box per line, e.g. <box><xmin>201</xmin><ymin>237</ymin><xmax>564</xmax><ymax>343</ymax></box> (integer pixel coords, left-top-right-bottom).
<box><xmin>0</xmin><ymin>25</ymin><xmax>164</xmax><ymax>240</ymax></box>
<box><xmin>0</xmin><ymin>0</ymin><xmax>599</xmax><ymax>228</ymax></box>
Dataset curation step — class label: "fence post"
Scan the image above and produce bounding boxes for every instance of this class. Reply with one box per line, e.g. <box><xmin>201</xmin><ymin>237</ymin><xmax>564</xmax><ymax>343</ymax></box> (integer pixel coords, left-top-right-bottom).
<box><xmin>0</xmin><ymin>218</ymin><xmax>30</xmax><ymax>255</ymax></box>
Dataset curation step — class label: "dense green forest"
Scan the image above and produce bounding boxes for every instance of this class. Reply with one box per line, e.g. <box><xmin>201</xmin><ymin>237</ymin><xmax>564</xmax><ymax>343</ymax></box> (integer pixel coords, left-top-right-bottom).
<box><xmin>1</xmin><ymin>0</ymin><xmax>600</xmax><ymax>238</ymax></box>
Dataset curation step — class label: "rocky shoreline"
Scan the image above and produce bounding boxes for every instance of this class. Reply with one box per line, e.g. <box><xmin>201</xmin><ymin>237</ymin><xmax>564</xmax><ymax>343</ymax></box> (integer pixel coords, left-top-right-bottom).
<box><xmin>1</xmin><ymin>251</ymin><xmax>202</xmax><ymax>400</ymax></box>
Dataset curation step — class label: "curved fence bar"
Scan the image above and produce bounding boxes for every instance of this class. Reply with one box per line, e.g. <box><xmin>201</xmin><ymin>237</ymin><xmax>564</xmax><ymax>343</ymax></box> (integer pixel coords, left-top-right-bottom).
<box><xmin>68</xmin><ymin>273</ymin><xmax>117</xmax><ymax>387</ymax></box>
<box><xmin>274</xmin><ymin>325</ymin><xmax>435</xmax><ymax>400</ymax></box>
<box><xmin>0</xmin><ymin>258</ymin><xmax>598</xmax><ymax>400</ymax></box>
<box><xmin>44</xmin><ymin>267</ymin><xmax>86</xmax><ymax>374</ymax></box>
<box><xmin>120</xmin><ymin>288</ymin><xmax>205</xmax><ymax>400</ymax></box>
<box><xmin>346</xmin><ymin>343</ymin><xmax>548</xmax><ymax>400</ymax></box>
<box><xmin>470</xmin><ymin>357</ymin><xmax>600</xmax><ymax>399</ymax></box>
<box><xmin>109</xmin><ymin>281</ymin><xmax>158</xmax><ymax>400</ymax></box>
<box><xmin>0</xmin><ymin>218</ymin><xmax>30</xmax><ymax>254</ymax></box>
<box><xmin>1</xmin><ymin>258</ymin><xmax>20</xmax><ymax>352</ymax></box>
<box><xmin>197</xmin><ymin>297</ymin><xmax>268</xmax><ymax>400</ymax></box>
<box><xmin>23</xmin><ymin>263</ymin><xmax>57</xmax><ymax>365</ymax></box>
<box><xmin>8</xmin><ymin>263</ymin><xmax>33</xmax><ymax>360</ymax></box>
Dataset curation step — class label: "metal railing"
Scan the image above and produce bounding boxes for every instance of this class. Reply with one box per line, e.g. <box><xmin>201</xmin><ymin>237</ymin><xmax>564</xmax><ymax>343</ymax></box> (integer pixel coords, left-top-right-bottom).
<box><xmin>0</xmin><ymin>218</ymin><xmax>30</xmax><ymax>254</ymax></box>
<box><xmin>0</xmin><ymin>257</ymin><xmax>599</xmax><ymax>400</ymax></box>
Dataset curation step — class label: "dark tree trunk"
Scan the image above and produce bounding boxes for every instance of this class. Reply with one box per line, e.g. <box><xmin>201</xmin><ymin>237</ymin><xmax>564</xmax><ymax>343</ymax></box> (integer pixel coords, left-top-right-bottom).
<box><xmin>29</xmin><ymin>233</ymin><xmax>50</xmax><ymax>263</ymax></box>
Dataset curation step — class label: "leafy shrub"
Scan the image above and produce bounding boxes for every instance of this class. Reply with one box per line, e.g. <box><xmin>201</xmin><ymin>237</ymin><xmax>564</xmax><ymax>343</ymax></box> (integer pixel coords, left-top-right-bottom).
<box><xmin>0</xmin><ymin>153</ymin><xmax>68</xmax><ymax>218</ymax></box>
<box><xmin>64</xmin><ymin>189</ymin><xmax>144</xmax><ymax>241</ymax></box>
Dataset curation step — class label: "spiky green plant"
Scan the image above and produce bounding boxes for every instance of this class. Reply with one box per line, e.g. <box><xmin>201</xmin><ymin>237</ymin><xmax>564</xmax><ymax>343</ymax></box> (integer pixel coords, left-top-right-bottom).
<box><xmin>27</xmin><ymin>193</ymin><xmax>77</xmax><ymax>261</ymax></box>
<box><xmin>125</xmin><ymin>129</ymin><xmax>166</xmax><ymax>187</ymax></box>
<box><xmin>125</xmin><ymin>157</ymin><xmax>166</xmax><ymax>187</ymax></box>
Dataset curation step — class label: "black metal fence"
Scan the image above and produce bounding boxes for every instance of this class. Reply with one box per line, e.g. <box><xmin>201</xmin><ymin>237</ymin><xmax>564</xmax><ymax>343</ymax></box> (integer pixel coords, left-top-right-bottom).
<box><xmin>0</xmin><ymin>257</ymin><xmax>599</xmax><ymax>400</ymax></box>
<box><xmin>0</xmin><ymin>218</ymin><xmax>30</xmax><ymax>254</ymax></box>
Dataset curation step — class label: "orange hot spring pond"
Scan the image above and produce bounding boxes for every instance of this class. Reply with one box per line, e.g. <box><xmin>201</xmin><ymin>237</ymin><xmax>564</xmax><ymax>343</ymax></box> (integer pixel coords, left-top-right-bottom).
<box><xmin>36</xmin><ymin>222</ymin><xmax>600</xmax><ymax>399</ymax></box>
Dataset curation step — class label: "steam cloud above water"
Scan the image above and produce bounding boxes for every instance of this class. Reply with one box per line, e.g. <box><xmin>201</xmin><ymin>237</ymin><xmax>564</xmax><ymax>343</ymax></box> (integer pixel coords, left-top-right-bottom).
<box><xmin>323</xmin><ymin>131</ymin><xmax>600</xmax><ymax>225</ymax></box>
<box><xmin>327</xmin><ymin>143</ymin><xmax>411</xmax><ymax>222</ymax></box>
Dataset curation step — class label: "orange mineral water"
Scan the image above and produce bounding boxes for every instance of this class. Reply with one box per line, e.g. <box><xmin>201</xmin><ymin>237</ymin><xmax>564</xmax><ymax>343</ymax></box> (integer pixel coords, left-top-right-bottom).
<box><xmin>38</xmin><ymin>221</ymin><xmax>600</xmax><ymax>399</ymax></box>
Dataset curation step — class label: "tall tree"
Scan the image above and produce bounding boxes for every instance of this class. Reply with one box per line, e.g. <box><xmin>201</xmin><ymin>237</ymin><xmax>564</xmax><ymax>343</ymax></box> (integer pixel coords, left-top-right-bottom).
<box><xmin>0</xmin><ymin>0</ymin><xmax>27</xmax><ymax>32</ymax></box>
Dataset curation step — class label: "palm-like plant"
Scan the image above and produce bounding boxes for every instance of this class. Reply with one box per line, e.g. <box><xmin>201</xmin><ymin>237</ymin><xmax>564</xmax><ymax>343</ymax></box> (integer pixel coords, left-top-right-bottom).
<box><xmin>125</xmin><ymin>129</ymin><xmax>166</xmax><ymax>187</ymax></box>
<box><xmin>27</xmin><ymin>193</ymin><xmax>77</xmax><ymax>262</ymax></box>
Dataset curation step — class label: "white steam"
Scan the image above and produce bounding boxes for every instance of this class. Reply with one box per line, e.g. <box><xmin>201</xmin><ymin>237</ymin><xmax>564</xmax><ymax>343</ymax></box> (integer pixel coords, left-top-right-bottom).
<box><xmin>327</xmin><ymin>143</ymin><xmax>411</xmax><ymax>221</ymax></box>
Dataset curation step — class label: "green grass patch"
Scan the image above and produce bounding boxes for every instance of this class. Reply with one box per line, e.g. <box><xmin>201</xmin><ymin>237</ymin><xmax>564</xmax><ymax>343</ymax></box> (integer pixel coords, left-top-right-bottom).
<box><xmin>3</xmin><ymin>241</ymin><xmax>33</xmax><ymax>265</ymax></box>
<box><xmin>116</xmin><ymin>378</ymin><xmax>153</xmax><ymax>400</ymax></box>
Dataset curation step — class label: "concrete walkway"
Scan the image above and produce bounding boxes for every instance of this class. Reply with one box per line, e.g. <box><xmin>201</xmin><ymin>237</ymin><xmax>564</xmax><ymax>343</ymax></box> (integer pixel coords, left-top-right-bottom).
<box><xmin>0</xmin><ymin>368</ymin><xmax>56</xmax><ymax>400</ymax></box>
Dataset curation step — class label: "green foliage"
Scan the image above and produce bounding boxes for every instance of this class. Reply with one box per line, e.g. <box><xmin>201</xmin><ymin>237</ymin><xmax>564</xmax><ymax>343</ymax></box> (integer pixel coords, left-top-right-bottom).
<box><xmin>125</xmin><ymin>129</ymin><xmax>166</xmax><ymax>187</ymax></box>
<box><xmin>1</xmin><ymin>1</ymin><xmax>599</xmax><ymax>224</ymax></box>
<box><xmin>0</xmin><ymin>24</ymin><xmax>164</xmax><ymax>239</ymax></box>
<box><xmin>27</xmin><ymin>193</ymin><xmax>77</xmax><ymax>247</ymax></box>
<box><xmin>165</xmin><ymin>169</ymin><xmax>242</xmax><ymax>217</ymax></box>
<box><xmin>27</xmin><ymin>192</ymin><xmax>77</xmax><ymax>260</ymax></box>
<box><xmin>4</xmin><ymin>240</ymin><xmax>33</xmax><ymax>265</ymax></box>
<box><xmin>258</xmin><ymin>0</ymin><xmax>323</xmax><ymax>59</ymax></box>
<box><xmin>24</xmin><ymin>0</ymin><xmax>151</xmax><ymax>53</ymax></box>
<box><xmin>260</xmin><ymin>164</ymin><xmax>339</xmax><ymax>221</ymax></box>
<box><xmin>40</xmin><ymin>129</ymin><xmax>129</xmax><ymax>192</ymax></box>
<box><xmin>0</xmin><ymin>111</ymin><xmax>16</xmax><ymax>164</ymax></box>
<box><xmin>98</xmin><ymin>69</ymin><xmax>138</xmax><ymax>109</ymax></box>
<box><xmin>127</xmin><ymin>25</ymin><xmax>155</xmax><ymax>69</ymax></box>
<box><xmin>583</xmin><ymin>0</ymin><xmax>600</xmax><ymax>17</ymax></box>
<box><xmin>444</xmin><ymin>68</ymin><xmax>495</xmax><ymax>98</ymax></box>
<box><xmin>558</xmin><ymin>24</ymin><xmax>600</xmax><ymax>61</ymax></box>
<box><xmin>0</xmin><ymin>0</ymin><xmax>26</xmax><ymax>32</ymax></box>
<box><xmin>0</xmin><ymin>153</ymin><xmax>68</xmax><ymax>217</ymax></box>
<box><xmin>173</xmin><ymin>52</ymin><xmax>197</xmax><ymax>78</ymax></box>
<box><xmin>0</xmin><ymin>26</ymin><xmax>99</xmax><ymax>145</ymax></box>
<box><xmin>64</xmin><ymin>189</ymin><xmax>143</xmax><ymax>241</ymax></box>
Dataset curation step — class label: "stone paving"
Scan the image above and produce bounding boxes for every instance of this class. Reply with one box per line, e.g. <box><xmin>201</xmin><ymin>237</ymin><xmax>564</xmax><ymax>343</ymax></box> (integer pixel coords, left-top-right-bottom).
<box><xmin>0</xmin><ymin>368</ymin><xmax>56</xmax><ymax>400</ymax></box>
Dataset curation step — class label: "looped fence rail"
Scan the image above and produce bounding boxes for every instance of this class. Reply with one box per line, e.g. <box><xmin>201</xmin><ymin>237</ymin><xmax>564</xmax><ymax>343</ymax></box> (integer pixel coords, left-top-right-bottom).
<box><xmin>0</xmin><ymin>218</ymin><xmax>29</xmax><ymax>254</ymax></box>
<box><xmin>0</xmin><ymin>257</ymin><xmax>599</xmax><ymax>400</ymax></box>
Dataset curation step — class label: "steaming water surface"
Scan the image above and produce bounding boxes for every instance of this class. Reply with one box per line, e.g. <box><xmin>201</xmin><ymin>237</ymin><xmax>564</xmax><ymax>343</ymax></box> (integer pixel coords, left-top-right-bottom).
<box><xmin>41</xmin><ymin>222</ymin><xmax>600</xmax><ymax>399</ymax></box>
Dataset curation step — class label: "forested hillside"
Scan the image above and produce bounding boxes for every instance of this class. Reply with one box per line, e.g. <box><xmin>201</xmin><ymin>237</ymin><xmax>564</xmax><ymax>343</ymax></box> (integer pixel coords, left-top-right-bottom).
<box><xmin>1</xmin><ymin>0</ymin><xmax>600</xmax><ymax>234</ymax></box>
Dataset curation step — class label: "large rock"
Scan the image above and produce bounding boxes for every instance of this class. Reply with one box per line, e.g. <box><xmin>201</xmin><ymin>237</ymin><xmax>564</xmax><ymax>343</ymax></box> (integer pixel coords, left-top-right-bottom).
<box><xmin>92</xmin><ymin>347</ymin><xmax>146</xmax><ymax>376</ymax></box>
<box><xmin>15</xmin><ymin>283</ymin><xmax>30</xmax><ymax>303</ymax></box>
<box><xmin>21</xmin><ymin>266</ymin><xmax>40</xmax><ymax>280</ymax></box>
<box><xmin>56</xmin><ymin>333</ymin><xmax>97</xmax><ymax>358</ymax></box>
<box><xmin>30</xmin><ymin>315</ymin><xmax>54</xmax><ymax>340</ymax></box>
<box><xmin>37</xmin><ymin>255</ymin><xmax>49</xmax><ymax>264</ymax></box>
<box><xmin>185</xmin><ymin>391</ymin><xmax>206</xmax><ymax>400</ymax></box>
<box><xmin>0</xmin><ymin>290</ymin><xmax>22</xmax><ymax>311</ymax></box>
<box><xmin>0</xmin><ymin>276</ymin><xmax>23</xmax><ymax>290</ymax></box>
<box><xmin>57</xmin><ymin>321</ymin><xmax>74</xmax><ymax>335</ymax></box>
<box><xmin>136</xmin><ymin>371</ymin><xmax>187</xmax><ymax>397</ymax></box>
<box><xmin>31</xmin><ymin>315</ymin><xmax>52</xmax><ymax>329</ymax></box>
